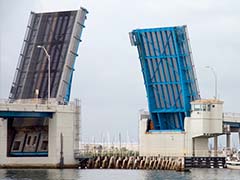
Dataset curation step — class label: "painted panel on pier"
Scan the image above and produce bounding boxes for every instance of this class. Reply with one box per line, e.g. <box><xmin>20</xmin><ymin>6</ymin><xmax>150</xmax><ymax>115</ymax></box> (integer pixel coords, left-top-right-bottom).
<box><xmin>8</xmin><ymin>118</ymin><xmax>49</xmax><ymax>157</ymax></box>
<box><xmin>130</xmin><ymin>26</ymin><xmax>200</xmax><ymax>130</ymax></box>
<box><xmin>9</xmin><ymin>8</ymin><xmax>88</xmax><ymax>104</ymax></box>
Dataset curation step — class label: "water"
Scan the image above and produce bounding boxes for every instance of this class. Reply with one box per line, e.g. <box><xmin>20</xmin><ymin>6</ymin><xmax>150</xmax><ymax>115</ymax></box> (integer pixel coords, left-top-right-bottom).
<box><xmin>0</xmin><ymin>169</ymin><xmax>239</xmax><ymax>180</ymax></box>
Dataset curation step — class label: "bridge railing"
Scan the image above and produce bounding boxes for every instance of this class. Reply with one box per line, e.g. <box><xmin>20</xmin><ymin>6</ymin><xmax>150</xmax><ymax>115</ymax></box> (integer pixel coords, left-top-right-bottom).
<box><xmin>0</xmin><ymin>98</ymin><xmax>80</xmax><ymax>106</ymax></box>
<box><xmin>224</xmin><ymin>112</ymin><xmax>240</xmax><ymax>118</ymax></box>
<box><xmin>0</xmin><ymin>98</ymin><xmax>58</xmax><ymax>105</ymax></box>
<box><xmin>0</xmin><ymin>98</ymin><xmax>81</xmax><ymax>112</ymax></box>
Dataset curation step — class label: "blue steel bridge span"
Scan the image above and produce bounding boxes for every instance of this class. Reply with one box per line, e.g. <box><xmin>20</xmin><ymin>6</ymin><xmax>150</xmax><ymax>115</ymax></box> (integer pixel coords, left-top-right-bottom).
<box><xmin>130</xmin><ymin>26</ymin><xmax>200</xmax><ymax>131</ymax></box>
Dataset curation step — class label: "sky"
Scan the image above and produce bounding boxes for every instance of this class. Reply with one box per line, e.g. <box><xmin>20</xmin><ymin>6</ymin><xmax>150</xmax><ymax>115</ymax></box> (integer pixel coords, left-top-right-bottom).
<box><xmin>0</xmin><ymin>0</ymin><xmax>240</xmax><ymax>145</ymax></box>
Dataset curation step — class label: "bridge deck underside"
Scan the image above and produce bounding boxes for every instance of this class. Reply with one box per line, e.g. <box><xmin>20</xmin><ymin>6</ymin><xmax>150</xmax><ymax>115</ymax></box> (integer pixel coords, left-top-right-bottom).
<box><xmin>130</xmin><ymin>26</ymin><xmax>200</xmax><ymax>130</ymax></box>
<box><xmin>9</xmin><ymin>8</ymin><xmax>88</xmax><ymax>104</ymax></box>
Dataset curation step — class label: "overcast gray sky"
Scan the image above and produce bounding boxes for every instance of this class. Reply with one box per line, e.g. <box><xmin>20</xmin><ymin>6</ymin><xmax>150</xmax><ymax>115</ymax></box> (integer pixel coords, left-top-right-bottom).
<box><xmin>1</xmin><ymin>0</ymin><xmax>240</xmax><ymax>145</ymax></box>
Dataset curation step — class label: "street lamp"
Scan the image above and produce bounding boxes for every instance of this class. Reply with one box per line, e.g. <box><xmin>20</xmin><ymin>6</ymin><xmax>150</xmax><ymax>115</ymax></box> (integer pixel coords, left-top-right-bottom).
<box><xmin>37</xmin><ymin>45</ymin><xmax>51</xmax><ymax>103</ymax></box>
<box><xmin>205</xmin><ymin>66</ymin><xmax>217</xmax><ymax>99</ymax></box>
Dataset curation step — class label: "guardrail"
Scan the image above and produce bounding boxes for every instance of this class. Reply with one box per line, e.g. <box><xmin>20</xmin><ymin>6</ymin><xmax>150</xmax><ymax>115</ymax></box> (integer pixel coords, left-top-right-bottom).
<box><xmin>184</xmin><ymin>157</ymin><xmax>226</xmax><ymax>168</ymax></box>
<box><xmin>0</xmin><ymin>98</ymin><xmax>57</xmax><ymax>105</ymax></box>
<box><xmin>0</xmin><ymin>98</ymin><xmax>80</xmax><ymax>106</ymax></box>
<box><xmin>224</xmin><ymin>112</ymin><xmax>240</xmax><ymax>118</ymax></box>
<box><xmin>0</xmin><ymin>98</ymin><xmax>81</xmax><ymax>112</ymax></box>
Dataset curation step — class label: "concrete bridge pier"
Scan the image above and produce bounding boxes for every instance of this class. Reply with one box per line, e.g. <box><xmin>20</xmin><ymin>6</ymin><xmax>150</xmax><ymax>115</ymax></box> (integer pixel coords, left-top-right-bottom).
<box><xmin>226</xmin><ymin>133</ymin><xmax>231</xmax><ymax>149</ymax></box>
<box><xmin>239</xmin><ymin>131</ymin><xmax>240</xmax><ymax>147</ymax></box>
<box><xmin>214</xmin><ymin>135</ymin><xmax>218</xmax><ymax>157</ymax></box>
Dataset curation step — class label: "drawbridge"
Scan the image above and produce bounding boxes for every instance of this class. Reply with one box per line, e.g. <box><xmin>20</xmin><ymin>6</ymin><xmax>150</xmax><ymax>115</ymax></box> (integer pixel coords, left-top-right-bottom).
<box><xmin>9</xmin><ymin>8</ymin><xmax>88</xmax><ymax>104</ymax></box>
<box><xmin>0</xmin><ymin>8</ymin><xmax>88</xmax><ymax>158</ymax></box>
<box><xmin>130</xmin><ymin>26</ymin><xmax>200</xmax><ymax>131</ymax></box>
<box><xmin>130</xmin><ymin>26</ymin><xmax>240</xmax><ymax>157</ymax></box>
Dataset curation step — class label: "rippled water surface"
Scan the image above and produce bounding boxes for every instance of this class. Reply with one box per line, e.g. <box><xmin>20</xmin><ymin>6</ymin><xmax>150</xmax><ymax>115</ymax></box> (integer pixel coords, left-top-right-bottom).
<box><xmin>0</xmin><ymin>169</ymin><xmax>240</xmax><ymax>180</ymax></box>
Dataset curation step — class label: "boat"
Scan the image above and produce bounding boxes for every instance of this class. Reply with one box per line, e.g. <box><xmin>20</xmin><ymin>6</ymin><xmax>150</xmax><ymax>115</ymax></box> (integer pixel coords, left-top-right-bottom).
<box><xmin>225</xmin><ymin>149</ymin><xmax>240</xmax><ymax>169</ymax></box>
<box><xmin>226</xmin><ymin>161</ymin><xmax>240</xmax><ymax>170</ymax></box>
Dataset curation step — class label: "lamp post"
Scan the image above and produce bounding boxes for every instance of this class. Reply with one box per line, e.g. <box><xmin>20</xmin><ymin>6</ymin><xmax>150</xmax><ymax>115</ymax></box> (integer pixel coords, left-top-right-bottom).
<box><xmin>37</xmin><ymin>45</ymin><xmax>51</xmax><ymax>103</ymax></box>
<box><xmin>205</xmin><ymin>66</ymin><xmax>217</xmax><ymax>99</ymax></box>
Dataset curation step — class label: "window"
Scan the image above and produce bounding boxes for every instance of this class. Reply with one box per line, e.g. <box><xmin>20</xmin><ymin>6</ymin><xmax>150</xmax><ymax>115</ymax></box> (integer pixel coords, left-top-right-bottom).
<box><xmin>193</xmin><ymin>104</ymin><xmax>210</xmax><ymax>111</ymax></box>
<box><xmin>207</xmin><ymin>104</ymin><xmax>211</xmax><ymax>111</ymax></box>
<box><xmin>193</xmin><ymin>104</ymin><xmax>202</xmax><ymax>111</ymax></box>
<box><xmin>202</xmin><ymin>104</ymin><xmax>206</xmax><ymax>111</ymax></box>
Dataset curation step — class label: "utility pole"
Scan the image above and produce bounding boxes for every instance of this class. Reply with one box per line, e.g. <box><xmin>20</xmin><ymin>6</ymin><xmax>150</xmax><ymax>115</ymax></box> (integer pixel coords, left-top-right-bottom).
<box><xmin>205</xmin><ymin>66</ymin><xmax>217</xmax><ymax>99</ymax></box>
